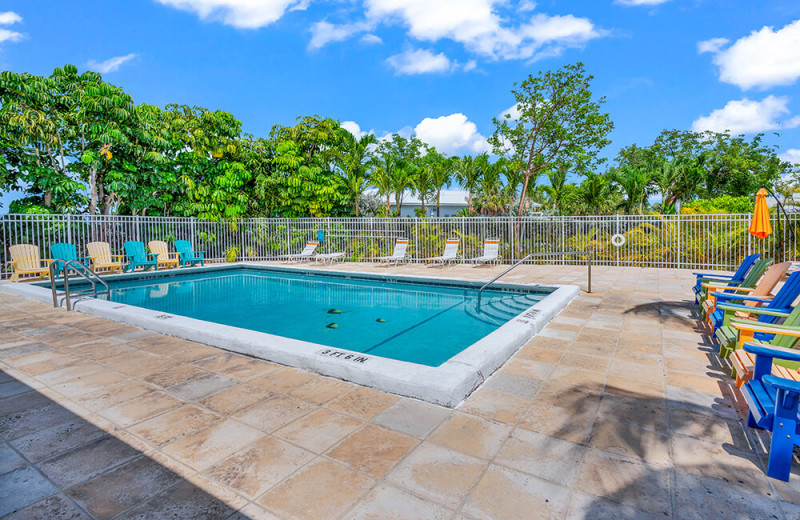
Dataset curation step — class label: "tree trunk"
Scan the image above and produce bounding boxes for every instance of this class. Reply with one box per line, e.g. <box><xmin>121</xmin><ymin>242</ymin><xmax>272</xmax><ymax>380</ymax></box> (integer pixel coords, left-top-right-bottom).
<box><xmin>44</xmin><ymin>191</ymin><xmax>53</xmax><ymax>208</ymax></box>
<box><xmin>517</xmin><ymin>173</ymin><xmax>531</xmax><ymax>217</ymax></box>
<box><xmin>88</xmin><ymin>168</ymin><xmax>98</xmax><ymax>214</ymax></box>
<box><xmin>385</xmin><ymin>195</ymin><xmax>391</xmax><ymax>217</ymax></box>
<box><xmin>436</xmin><ymin>191</ymin><xmax>441</xmax><ymax>217</ymax></box>
<box><xmin>355</xmin><ymin>199</ymin><xmax>360</xmax><ymax>217</ymax></box>
<box><xmin>468</xmin><ymin>191</ymin><xmax>474</xmax><ymax>215</ymax></box>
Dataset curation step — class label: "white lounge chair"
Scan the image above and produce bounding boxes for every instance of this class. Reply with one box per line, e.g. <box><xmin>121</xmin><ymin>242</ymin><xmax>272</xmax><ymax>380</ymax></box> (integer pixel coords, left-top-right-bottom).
<box><xmin>376</xmin><ymin>239</ymin><xmax>409</xmax><ymax>266</ymax></box>
<box><xmin>422</xmin><ymin>239</ymin><xmax>459</xmax><ymax>266</ymax></box>
<box><xmin>280</xmin><ymin>241</ymin><xmax>319</xmax><ymax>263</ymax></box>
<box><xmin>314</xmin><ymin>252</ymin><xmax>346</xmax><ymax>266</ymax></box>
<box><xmin>466</xmin><ymin>239</ymin><xmax>500</xmax><ymax>266</ymax></box>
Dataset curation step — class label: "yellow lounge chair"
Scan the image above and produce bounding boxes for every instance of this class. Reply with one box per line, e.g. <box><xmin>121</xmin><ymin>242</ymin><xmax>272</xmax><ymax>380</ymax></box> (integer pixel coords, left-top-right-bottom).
<box><xmin>87</xmin><ymin>242</ymin><xmax>125</xmax><ymax>274</ymax></box>
<box><xmin>148</xmin><ymin>240</ymin><xmax>180</xmax><ymax>269</ymax></box>
<box><xmin>7</xmin><ymin>244</ymin><xmax>51</xmax><ymax>282</ymax></box>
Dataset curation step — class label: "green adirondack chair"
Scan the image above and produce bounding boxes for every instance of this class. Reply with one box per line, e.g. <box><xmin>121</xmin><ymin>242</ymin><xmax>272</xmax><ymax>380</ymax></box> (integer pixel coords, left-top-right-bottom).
<box><xmin>729</xmin><ymin>316</ymin><xmax>800</xmax><ymax>387</ymax></box>
<box><xmin>174</xmin><ymin>240</ymin><xmax>204</xmax><ymax>267</ymax></box>
<box><xmin>123</xmin><ymin>241</ymin><xmax>158</xmax><ymax>272</ymax></box>
<box><xmin>698</xmin><ymin>257</ymin><xmax>773</xmax><ymax>320</ymax></box>
<box><xmin>49</xmin><ymin>242</ymin><xmax>91</xmax><ymax>279</ymax></box>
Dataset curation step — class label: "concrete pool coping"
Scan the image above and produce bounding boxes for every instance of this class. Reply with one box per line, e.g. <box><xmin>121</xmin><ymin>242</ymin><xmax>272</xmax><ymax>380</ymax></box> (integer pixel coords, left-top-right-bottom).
<box><xmin>1</xmin><ymin>263</ymin><xmax>579</xmax><ymax>406</ymax></box>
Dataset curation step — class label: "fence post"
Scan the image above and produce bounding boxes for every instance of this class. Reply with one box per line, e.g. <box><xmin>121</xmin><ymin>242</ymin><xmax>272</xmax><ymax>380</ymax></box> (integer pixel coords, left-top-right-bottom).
<box><xmin>676</xmin><ymin>213</ymin><xmax>681</xmax><ymax>270</ymax></box>
<box><xmin>135</xmin><ymin>216</ymin><xmax>141</xmax><ymax>242</ymax></box>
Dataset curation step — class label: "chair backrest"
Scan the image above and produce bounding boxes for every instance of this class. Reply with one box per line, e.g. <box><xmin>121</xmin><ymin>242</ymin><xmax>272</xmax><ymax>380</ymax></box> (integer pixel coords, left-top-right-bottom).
<box><xmin>773</xmin><ymin>302</ymin><xmax>800</xmax><ymax>348</ymax></box>
<box><xmin>87</xmin><ymin>242</ymin><xmax>113</xmax><ymax>264</ymax></box>
<box><xmin>751</xmin><ymin>261</ymin><xmax>792</xmax><ymax>300</ymax></box>
<box><xmin>483</xmin><ymin>239</ymin><xmax>500</xmax><ymax>259</ymax></box>
<box><xmin>148</xmin><ymin>240</ymin><xmax>170</xmax><ymax>262</ymax></box>
<box><xmin>733</xmin><ymin>253</ymin><xmax>761</xmax><ymax>283</ymax></box>
<box><xmin>50</xmin><ymin>242</ymin><xmax>78</xmax><ymax>262</ymax></box>
<box><xmin>736</xmin><ymin>258</ymin><xmax>773</xmax><ymax>290</ymax></box>
<box><xmin>174</xmin><ymin>240</ymin><xmax>193</xmax><ymax>256</ymax></box>
<box><xmin>392</xmin><ymin>239</ymin><xmax>409</xmax><ymax>257</ymax></box>
<box><xmin>9</xmin><ymin>244</ymin><xmax>41</xmax><ymax>270</ymax></box>
<box><xmin>124</xmin><ymin>241</ymin><xmax>148</xmax><ymax>263</ymax></box>
<box><xmin>301</xmin><ymin>242</ymin><xmax>319</xmax><ymax>256</ymax></box>
<box><xmin>442</xmin><ymin>239</ymin><xmax>459</xmax><ymax>258</ymax></box>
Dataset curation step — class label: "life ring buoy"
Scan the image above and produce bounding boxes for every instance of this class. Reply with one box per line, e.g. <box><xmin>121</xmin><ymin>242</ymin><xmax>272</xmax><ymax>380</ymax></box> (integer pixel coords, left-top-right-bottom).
<box><xmin>611</xmin><ymin>234</ymin><xmax>626</xmax><ymax>247</ymax></box>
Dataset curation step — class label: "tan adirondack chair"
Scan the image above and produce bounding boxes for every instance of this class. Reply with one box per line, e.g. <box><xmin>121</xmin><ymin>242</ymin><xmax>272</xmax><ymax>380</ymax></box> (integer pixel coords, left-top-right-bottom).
<box><xmin>7</xmin><ymin>244</ymin><xmax>51</xmax><ymax>282</ymax></box>
<box><xmin>148</xmin><ymin>240</ymin><xmax>180</xmax><ymax>269</ymax></box>
<box><xmin>87</xmin><ymin>242</ymin><xmax>125</xmax><ymax>274</ymax></box>
<box><xmin>703</xmin><ymin>261</ymin><xmax>792</xmax><ymax>321</ymax></box>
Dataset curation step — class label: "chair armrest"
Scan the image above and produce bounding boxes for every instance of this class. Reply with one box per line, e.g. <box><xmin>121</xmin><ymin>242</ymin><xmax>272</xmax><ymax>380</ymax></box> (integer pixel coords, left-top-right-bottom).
<box><xmin>703</xmin><ymin>283</ymin><xmax>753</xmax><ymax>291</ymax></box>
<box><xmin>693</xmin><ymin>272</ymin><xmax>733</xmax><ymax>279</ymax></box>
<box><xmin>717</xmin><ymin>303</ymin><xmax>791</xmax><ymax>317</ymax></box>
<box><xmin>731</xmin><ymin>320</ymin><xmax>800</xmax><ymax>338</ymax></box>
<box><xmin>744</xmin><ymin>342</ymin><xmax>800</xmax><ymax>363</ymax></box>
<box><xmin>713</xmin><ymin>293</ymin><xmax>774</xmax><ymax>304</ymax></box>
<box><xmin>111</xmin><ymin>255</ymin><xmax>127</xmax><ymax>261</ymax></box>
<box><xmin>763</xmin><ymin>374</ymin><xmax>800</xmax><ymax>395</ymax></box>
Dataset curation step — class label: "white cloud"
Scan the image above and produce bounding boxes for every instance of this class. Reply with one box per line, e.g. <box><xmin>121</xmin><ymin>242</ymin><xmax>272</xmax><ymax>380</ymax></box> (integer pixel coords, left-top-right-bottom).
<box><xmin>386</xmin><ymin>48</ymin><xmax>452</xmax><ymax>75</ymax></box>
<box><xmin>0</xmin><ymin>11</ymin><xmax>22</xmax><ymax>25</ymax></box>
<box><xmin>691</xmin><ymin>95</ymin><xmax>800</xmax><ymax>134</ymax></box>
<box><xmin>414</xmin><ymin>113</ymin><xmax>490</xmax><ymax>155</ymax></box>
<box><xmin>462</xmin><ymin>60</ymin><xmax>477</xmax><ymax>72</ymax></box>
<box><xmin>781</xmin><ymin>149</ymin><xmax>800</xmax><ymax>165</ymax></box>
<box><xmin>361</xmin><ymin>33</ymin><xmax>382</xmax><ymax>44</ymax></box>
<box><xmin>309</xmin><ymin>20</ymin><xmax>370</xmax><ymax>49</ymax></box>
<box><xmin>499</xmin><ymin>103</ymin><xmax>521</xmax><ymax>120</ymax></box>
<box><xmin>703</xmin><ymin>19</ymin><xmax>800</xmax><ymax>90</ymax></box>
<box><xmin>341</xmin><ymin>120</ymin><xmax>368</xmax><ymax>139</ymax></box>
<box><xmin>518</xmin><ymin>1</ymin><xmax>536</xmax><ymax>12</ymax></box>
<box><xmin>155</xmin><ymin>0</ymin><xmax>308</xmax><ymax>29</ymax></box>
<box><xmin>0</xmin><ymin>28</ymin><xmax>23</xmax><ymax>44</ymax></box>
<box><xmin>615</xmin><ymin>0</ymin><xmax>670</xmax><ymax>5</ymax></box>
<box><xmin>697</xmin><ymin>37</ymin><xmax>729</xmax><ymax>54</ymax></box>
<box><xmin>87</xmin><ymin>53</ymin><xmax>137</xmax><ymax>74</ymax></box>
<box><xmin>364</xmin><ymin>0</ymin><xmax>604</xmax><ymax>61</ymax></box>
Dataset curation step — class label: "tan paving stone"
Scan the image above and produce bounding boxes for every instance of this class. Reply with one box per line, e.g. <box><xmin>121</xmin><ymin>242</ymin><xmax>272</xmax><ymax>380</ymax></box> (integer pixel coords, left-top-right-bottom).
<box><xmin>327</xmin><ymin>423</ymin><xmax>418</xmax><ymax>477</ymax></box>
<box><xmin>248</xmin><ymin>367</ymin><xmax>315</xmax><ymax>393</ymax></box>
<box><xmin>589</xmin><ymin>419</ymin><xmax>671</xmax><ymax>466</ymax></box>
<box><xmin>287</xmin><ymin>376</ymin><xmax>353</xmax><ymax>405</ymax></box>
<box><xmin>162</xmin><ymin>419</ymin><xmax>266</xmax><ymax>470</ymax></box>
<box><xmin>143</xmin><ymin>364</ymin><xmax>208</xmax><ymax>388</ymax></box>
<box><xmin>258</xmin><ymin>459</ymin><xmax>373</xmax><ymax>520</ymax></box>
<box><xmin>191</xmin><ymin>352</ymin><xmax>249</xmax><ymax>372</ymax></box>
<box><xmin>101</xmin><ymin>391</ymin><xmax>183</xmax><ymax>427</ymax></box>
<box><xmin>344</xmin><ymin>484</ymin><xmax>453</xmax><ymax>520</ymax></box>
<box><xmin>233</xmin><ymin>394</ymin><xmax>315</xmax><ymax>433</ymax></box>
<box><xmin>495</xmin><ymin>429</ymin><xmax>584</xmax><ymax>486</ymax></box>
<box><xmin>327</xmin><ymin>386</ymin><xmax>400</xmax><ymax>420</ymax></box>
<box><xmin>458</xmin><ymin>388</ymin><xmax>529</xmax><ymax>425</ymax></box>
<box><xmin>274</xmin><ymin>408</ymin><xmax>363</xmax><ymax>454</ymax></box>
<box><xmin>76</xmin><ymin>381</ymin><xmax>154</xmax><ymax>411</ymax></box>
<box><xmin>129</xmin><ymin>404</ymin><xmax>220</xmax><ymax>445</ymax></box>
<box><xmin>427</xmin><ymin>412</ymin><xmax>510</xmax><ymax>460</ymax></box>
<box><xmin>200</xmin><ymin>384</ymin><xmax>272</xmax><ymax>415</ymax></box>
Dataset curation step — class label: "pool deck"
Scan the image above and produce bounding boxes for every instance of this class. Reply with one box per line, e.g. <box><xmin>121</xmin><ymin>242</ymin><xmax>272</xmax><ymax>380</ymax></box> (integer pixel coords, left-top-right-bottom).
<box><xmin>1</xmin><ymin>262</ymin><xmax>799</xmax><ymax>519</ymax></box>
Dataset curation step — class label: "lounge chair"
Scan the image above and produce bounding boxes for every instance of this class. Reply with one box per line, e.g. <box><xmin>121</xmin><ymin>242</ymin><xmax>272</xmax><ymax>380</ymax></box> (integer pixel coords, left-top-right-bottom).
<box><xmin>7</xmin><ymin>244</ymin><xmax>51</xmax><ymax>282</ymax></box>
<box><xmin>713</xmin><ymin>271</ymin><xmax>800</xmax><ymax>358</ymax></box>
<box><xmin>174</xmin><ymin>240</ymin><xmax>205</xmax><ymax>267</ymax></box>
<box><xmin>692</xmin><ymin>253</ymin><xmax>760</xmax><ymax>303</ymax></box>
<box><xmin>376</xmin><ymin>239</ymin><xmax>409</xmax><ymax>266</ymax></box>
<box><xmin>123</xmin><ymin>241</ymin><xmax>158</xmax><ymax>272</ymax></box>
<box><xmin>740</xmin><ymin>342</ymin><xmax>800</xmax><ymax>481</ymax></box>
<box><xmin>422</xmin><ymin>239</ymin><xmax>460</xmax><ymax>266</ymax></box>
<box><xmin>87</xmin><ymin>242</ymin><xmax>125</xmax><ymax>275</ymax></box>
<box><xmin>280</xmin><ymin>241</ymin><xmax>319</xmax><ymax>263</ymax></box>
<box><xmin>729</xmin><ymin>316</ymin><xmax>800</xmax><ymax>387</ymax></box>
<box><xmin>466</xmin><ymin>239</ymin><xmax>500</xmax><ymax>265</ymax></box>
<box><xmin>700</xmin><ymin>258</ymin><xmax>777</xmax><ymax>320</ymax></box>
<box><xmin>314</xmin><ymin>252</ymin><xmax>346</xmax><ymax>266</ymax></box>
<box><xmin>49</xmin><ymin>243</ymin><xmax>91</xmax><ymax>279</ymax></box>
<box><xmin>148</xmin><ymin>240</ymin><xmax>180</xmax><ymax>269</ymax></box>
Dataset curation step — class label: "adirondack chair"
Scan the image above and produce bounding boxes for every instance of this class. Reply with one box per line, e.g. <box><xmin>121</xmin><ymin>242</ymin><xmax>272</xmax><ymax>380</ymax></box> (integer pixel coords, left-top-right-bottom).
<box><xmin>281</xmin><ymin>241</ymin><xmax>319</xmax><ymax>263</ymax></box>
<box><xmin>148</xmin><ymin>240</ymin><xmax>180</xmax><ymax>269</ymax></box>
<box><xmin>87</xmin><ymin>242</ymin><xmax>125</xmax><ymax>275</ymax></box>
<box><xmin>7</xmin><ymin>244</ymin><xmax>51</xmax><ymax>282</ymax></box>
<box><xmin>700</xmin><ymin>259</ymin><xmax>779</xmax><ymax>320</ymax></box>
<box><xmin>376</xmin><ymin>239</ymin><xmax>409</xmax><ymax>266</ymax></box>
<box><xmin>741</xmin><ymin>342</ymin><xmax>800</xmax><ymax>481</ymax></box>
<box><xmin>729</xmin><ymin>318</ymin><xmax>800</xmax><ymax>387</ymax></box>
<box><xmin>692</xmin><ymin>253</ymin><xmax>760</xmax><ymax>303</ymax></box>
<box><xmin>466</xmin><ymin>239</ymin><xmax>501</xmax><ymax>265</ymax></box>
<box><xmin>714</xmin><ymin>271</ymin><xmax>800</xmax><ymax>358</ymax></box>
<box><xmin>174</xmin><ymin>240</ymin><xmax>205</xmax><ymax>267</ymax></box>
<box><xmin>123</xmin><ymin>241</ymin><xmax>158</xmax><ymax>272</ymax></box>
<box><xmin>49</xmin><ymin>243</ymin><xmax>91</xmax><ymax>279</ymax></box>
<box><xmin>423</xmin><ymin>239</ymin><xmax>460</xmax><ymax>266</ymax></box>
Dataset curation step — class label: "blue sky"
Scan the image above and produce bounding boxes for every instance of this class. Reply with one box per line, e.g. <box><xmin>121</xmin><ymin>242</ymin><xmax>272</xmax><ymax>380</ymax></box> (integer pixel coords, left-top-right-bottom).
<box><xmin>1</xmin><ymin>0</ymin><xmax>800</xmax><ymax>208</ymax></box>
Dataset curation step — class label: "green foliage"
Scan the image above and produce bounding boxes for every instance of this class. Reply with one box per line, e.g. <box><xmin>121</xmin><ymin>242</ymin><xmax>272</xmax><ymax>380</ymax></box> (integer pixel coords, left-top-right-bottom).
<box><xmin>681</xmin><ymin>196</ymin><xmax>754</xmax><ymax>214</ymax></box>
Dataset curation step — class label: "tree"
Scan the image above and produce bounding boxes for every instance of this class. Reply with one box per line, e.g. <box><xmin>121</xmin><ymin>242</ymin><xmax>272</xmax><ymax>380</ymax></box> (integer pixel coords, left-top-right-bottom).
<box><xmin>490</xmin><ymin>63</ymin><xmax>614</xmax><ymax>217</ymax></box>
<box><xmin>576</xmin><ymin>172</ymin><xmax>617</xmax><ymax>215</ymax></box>
<box><xmin>414</xmin><ymin>156</ymin><xmax>437</xmax><ymax>217</ymax></box>
<box><xmin>456</xmin><ymin>154</ymin><xmax>481</xmax><ymax>214</ymax></box>
<box><xmin>334</xmin><ymin>132</ymin><xmax>377</xmax><ymax>216</ymax></box>
<box><xmin>540</xmin><ymin>167</ymin><xmax>572</xmax><ymax>214</ymax></box>
<box><xmin>377</xmin><ymin>135</ymin><xmax>424</xmax><ymax>216</ymax></box>
<box><xmin>611</xmin><ymin>166</ymin><xmax>650</xmax><ymax>214</ymax></box>
<box><xmin>473</xmin><ymin>155</ymin><xmax>506</xmax><ymax>216</ymax></box>
<box><xmin>427</xmin><ymin>151</ymin><xmax>453</xmax><ymax>217</ymax></box>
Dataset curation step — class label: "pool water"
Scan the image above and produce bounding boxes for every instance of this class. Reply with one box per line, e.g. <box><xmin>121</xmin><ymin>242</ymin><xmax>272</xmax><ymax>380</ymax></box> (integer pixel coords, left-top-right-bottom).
<box><xmin>97</xmin><ymin>268</ymin><xmax>551</xmax><ymax>367</ymax></box>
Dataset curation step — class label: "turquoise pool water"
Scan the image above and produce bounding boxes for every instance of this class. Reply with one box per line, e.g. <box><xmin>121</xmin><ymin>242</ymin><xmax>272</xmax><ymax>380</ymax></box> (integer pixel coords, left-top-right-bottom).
<box><xmin>96</xmin><ymin>268</ymin><xmax>551</xmax><ymax>367</ymax></box>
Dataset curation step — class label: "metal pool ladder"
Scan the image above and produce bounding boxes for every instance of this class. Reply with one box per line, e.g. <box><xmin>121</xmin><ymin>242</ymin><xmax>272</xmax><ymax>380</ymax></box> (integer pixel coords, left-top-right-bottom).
<box><xmin>49</xmin><ymin>259</ymin><xmax>110</xmax><ymax>311</ymax></box>
<box><xmin>477</xmin><ymin>251</ymin><xmax>592</xmax><ymax>309</ymax></box>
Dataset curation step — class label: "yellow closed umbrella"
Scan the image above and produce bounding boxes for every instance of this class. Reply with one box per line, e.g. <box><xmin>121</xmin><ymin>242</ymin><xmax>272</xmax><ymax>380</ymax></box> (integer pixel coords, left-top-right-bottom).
<box><xmin>749</xmin><ymin>188</ymin><xmax>772</xmax><ymax>239</ymax></box>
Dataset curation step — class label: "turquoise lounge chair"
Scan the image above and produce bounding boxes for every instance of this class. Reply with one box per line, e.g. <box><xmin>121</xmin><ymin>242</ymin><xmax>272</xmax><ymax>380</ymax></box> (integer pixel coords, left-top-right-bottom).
<box><xmin>123</xmin><ymin>241</ymin><xmax>158</xmax><ymax>272</ymax></box>
<box><xmin>49</xmin><ymin>242</ymin><xmax>91</xmax><ymax>279</ymax></box>
<box><xmin>174</xmin><ymin>240</ymin><xmax>204</xmax><ymax>267</ymax></box>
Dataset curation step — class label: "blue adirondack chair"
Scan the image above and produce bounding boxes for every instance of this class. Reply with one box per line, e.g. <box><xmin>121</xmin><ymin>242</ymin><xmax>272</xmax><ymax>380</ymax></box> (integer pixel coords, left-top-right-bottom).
<box><xmin>692</xmin><ymin>254</ymin><xmax>760</xmax><ymax>303</ymax></box>
<box><xmin>741</xmin><ymin>342</ymin><xmax>800</xmax><ymax>481</ymax></box>
<box><xmin>49</xmin><ymin>242</ymin><xmax>91</xmax><ymax>279</ymax></box>
<box><xmin>710</xmin><ymin>271</ymin><xmax>800</xmax><ymax>337</ymax></box>
<box><xmin>174</xmin><ymin>240</ymin><xmax>204</xmax><ymax>267</ymax></box>
<box><xmin>123</xmin><ymin>241</ymin><xmax>158</xmax><ymax>272</ymax></box>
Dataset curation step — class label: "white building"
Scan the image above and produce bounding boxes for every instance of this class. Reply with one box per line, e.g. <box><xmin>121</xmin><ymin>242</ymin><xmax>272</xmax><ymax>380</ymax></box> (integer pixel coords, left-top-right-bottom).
<box><xmin>390</xmin><ymin>190</ymin><xmax>471</xmax><ymax>217</ymax></box>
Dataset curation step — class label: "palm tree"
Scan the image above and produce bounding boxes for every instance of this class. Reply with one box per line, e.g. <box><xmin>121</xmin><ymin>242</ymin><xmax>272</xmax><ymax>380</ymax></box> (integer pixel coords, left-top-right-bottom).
<box><xmin>335</xmin><ymin>133</ymin><xmax>377</xmax><ymax>216</ymax></box>
<box><xmin>612</xmin><ymin>166</ymin><xmax>650</xmax><ymax>214</ymax></box>
<box><xmin>540</xmin><ymin>168</ymin><xmax>571</xmax><ymax>214</ymax></box>
<box><xmin>427</xmin><ymin>151</ymin><xmax>453</xmax><ymax>217</ymax></box>
<box><xmin>413</xmin><ymin>161</ymin><xmax>436</xmax><ymax>217</ymax></box>
<box><xmin>577</xmin><ymin>173</ymin><xmax>618</xmax><ymax>215</ymax></box>
<box><xmin>474</xmin><ymin>158</ymin><xmax>506</xmax><ymax>216</ymax></box>
<box><xmin>370</xmin><ymin>164</ymin><xmax>394</xmax><ymax>217</ymax></box>
<box><xmin>456</xmin><ymin>155</ymin><xmax>482</xmax><ymax>215</ymax></box>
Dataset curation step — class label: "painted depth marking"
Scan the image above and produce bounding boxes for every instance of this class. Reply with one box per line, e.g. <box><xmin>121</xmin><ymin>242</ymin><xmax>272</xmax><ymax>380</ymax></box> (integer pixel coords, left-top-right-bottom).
<box><xmin>317</xmin><ymin>349</ymin><xmax>370</xmax><ymax>363</ymax></box>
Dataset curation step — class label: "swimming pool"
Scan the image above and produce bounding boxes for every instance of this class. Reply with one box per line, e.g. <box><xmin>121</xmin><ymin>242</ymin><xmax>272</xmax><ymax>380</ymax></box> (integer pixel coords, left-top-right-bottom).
<box><xmin>95</xmin><ymin>268</ymin><xmax>552</xmax><ymax>367</ymax></box>
<box><xmin>6</xmin><ymin>264</ymin><xmax>579</xmax><ymax>405</ymax></box>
